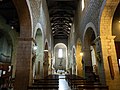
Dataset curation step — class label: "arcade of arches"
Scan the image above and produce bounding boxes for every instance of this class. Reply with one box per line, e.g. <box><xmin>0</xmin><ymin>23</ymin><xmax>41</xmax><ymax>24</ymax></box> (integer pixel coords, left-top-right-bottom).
<box><xmin>0</xmin><ymin>0</ymin><xmax>120</xmax><ymax>90</ymax></box>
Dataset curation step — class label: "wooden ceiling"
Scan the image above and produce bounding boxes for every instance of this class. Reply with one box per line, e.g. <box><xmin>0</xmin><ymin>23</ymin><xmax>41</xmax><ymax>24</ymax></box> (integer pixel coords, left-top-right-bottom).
<box><xmin>47</xmin><ymin>0</ymin><xmax>78</xmax><ymax>39</ymax></box>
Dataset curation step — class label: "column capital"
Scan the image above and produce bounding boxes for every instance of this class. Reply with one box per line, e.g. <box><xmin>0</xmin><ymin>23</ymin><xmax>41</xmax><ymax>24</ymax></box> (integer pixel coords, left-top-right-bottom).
<box><xmin>18</xmin><ymin>37</ymin><xmax>36</xmax><ymax>43</ymax></box>
<box><xmin>100</xmin><ymin>35</ymin><xmax>116</xmax><ymax>40</ymax></box>
<box><xmin>94</xmin><ymin>35</ymin><xmax>116</xmax><ymax>43</ymax></box>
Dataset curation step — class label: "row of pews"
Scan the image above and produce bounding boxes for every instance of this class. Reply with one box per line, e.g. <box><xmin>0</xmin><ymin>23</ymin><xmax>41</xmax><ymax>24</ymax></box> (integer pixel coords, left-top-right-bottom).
<box><xmin>65</xmin><ymin>74</ymin><xmax>109</xmax><ymax>90</ymax></box>
<box><xmin>27</xmin><ymin>74</ymin><xmax>59</xmax><ymax>90</ymax></box>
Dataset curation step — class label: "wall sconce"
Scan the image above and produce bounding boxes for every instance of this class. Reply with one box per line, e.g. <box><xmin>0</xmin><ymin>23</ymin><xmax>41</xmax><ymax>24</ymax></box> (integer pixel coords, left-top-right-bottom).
<box><xmin>44</xmin><ymin>50</ymin><xmax>48</xmax><ymax>52</ymax></box>
<box><xmin>33</xmin><ymin>43</ymin><xmax>37</xmax><ymax>51</ymax></box>
<box><xmin>80</xmin><ymin>52</ymin><xmax>83</xmax><ymax>56</ymax></box>
<box><xmin>119</xmin><ymin>21</ymin><xmax>120</xmax><ymax>23</ymax></box>
<box><xmin>119</xmin><ymin>59</ymin><xmax>120</xmax><ymax>66</ymax></box>
<box><xmin>33</xmin><ymin>46</ymin><xmax>37</xmax><ymax>50</ymax></box>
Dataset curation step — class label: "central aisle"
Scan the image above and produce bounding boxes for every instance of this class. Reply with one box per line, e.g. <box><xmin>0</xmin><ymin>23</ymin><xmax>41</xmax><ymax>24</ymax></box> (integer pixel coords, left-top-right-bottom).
<box><xmin>59</xmin><ymin>75</ymin><xmax>71</xmax><ymax>90</ymax></box>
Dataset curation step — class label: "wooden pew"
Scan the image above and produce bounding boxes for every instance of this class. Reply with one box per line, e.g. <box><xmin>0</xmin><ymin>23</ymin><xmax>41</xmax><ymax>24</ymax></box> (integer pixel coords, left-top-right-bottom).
<box><xmin>28</xmin><ymin>74</ymin><xmax>59</xmax><ymax>90</ymax></box>
<box><xmin>65</xmin><ymin>74</ymin><xmax>86</xmax><ymax>88</ymax></box>
<box><xmin>65</xmin><ymin>74</ymin><xmax>108</xmax><ymax>90</ymax></box>
<box><xmin>28</xmin><ymin>84</ymin><xmax>58</xmax><ymax>90</ymax></box>
<box><xmin>77</xmin><ymin>84</ymin><xmax>109</xmax><ymax>90</ymax></box>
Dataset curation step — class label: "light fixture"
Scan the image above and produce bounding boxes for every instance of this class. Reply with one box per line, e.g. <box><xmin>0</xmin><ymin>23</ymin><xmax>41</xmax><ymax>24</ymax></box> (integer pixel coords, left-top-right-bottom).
<box><xmin>44</xmin><ymin>50</ymin><xmax>48</xmax><ymax>52</ymax></box>
<box><xmin>69</xmin><ymin>23</ymin><xmax>72</xmax><ymax>26</ymax></box>
<box><xmin>33</xmin><ymin>45</ymin><xmax>37</xmax><ymax>50</ymax></box>
<box><xmin>80</xmin><ymin>52</ymin><xmax>83</xmax><ymax>56</ymax></box>
<box><xmin>119</xmin><ymin>21</ymin><xmax>120</xmax><ymax>23</ymax></box>
<box><xmin>58</xmin><ymin>49</ymin><xmax>63</xmax><ymax>58</ymax></box>
<box><xmin>11</xmin><ymin>26</ymin><xmax>14</xmax><ymax>29</ymax></box>
<box><xmin>82</xmin><ymin>0</ymin><xmax>85</xmax><ymax>11</ymax></box>
<box><xmin>119</xmin><ymin>59</ymin><xmax>120</xmax><ymax>66</ymax></box>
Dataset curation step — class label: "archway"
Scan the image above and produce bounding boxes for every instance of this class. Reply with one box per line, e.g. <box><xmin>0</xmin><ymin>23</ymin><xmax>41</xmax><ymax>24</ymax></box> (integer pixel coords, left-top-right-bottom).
<box><xmin>112</xmin><ymin>2</ymin><xmax>120</xmax><ymax>72</ymax></box>
<box><xmin>83</xmin><ymin>27</ymin><xmax>97</xmax><ymax>81</ymax></box>
<box><xmin>0</xmin><ymin>0</ymin><xmax>20</xmax><ymax>87</ymax></box>
<box><xmin>53</xmin><ymin>43</ymin><xmax>68</xmax><ymax>74</ymax></box>
<box><xmin>100</xmin><ymin>0</ymin><xmax>120</xmax><ymax>88</ymax></box>
<box><xmin>76</xmin><ymin>39</ymin><xmax>83</xmax><ymax>76</ymax></box>
<box><xmin>34</xmin><ymin>28</ymin><xmax>43</xmax><ymax>79</ymax></box>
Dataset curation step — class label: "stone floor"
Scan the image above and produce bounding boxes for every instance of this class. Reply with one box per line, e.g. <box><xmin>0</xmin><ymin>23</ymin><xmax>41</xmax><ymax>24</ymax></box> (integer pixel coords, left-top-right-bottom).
<box><xmin>59</xmin><ymin>75</ymin><xmax>71</xmax><ymax>90</ymax></box>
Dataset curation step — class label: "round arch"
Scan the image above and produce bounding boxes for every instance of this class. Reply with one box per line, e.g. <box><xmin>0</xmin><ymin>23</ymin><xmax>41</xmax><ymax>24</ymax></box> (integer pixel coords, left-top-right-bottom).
<box><xmin>83</xmin><ymin>22</ymin><xmax>97</xmax><ymax>44</ymax></box>
<box><xmin>53</xmin><ymin>43</ymin><xmax>68</xmax><ymax>73</ymax></box>
<box><xmin>33</xmin><ymin>25</ymin><xmax>44</xmax><ymax>79</ymax></box>
<box><xmin>13</xmin><ymin>0</ymin><xmax>32</xmax><ymax>37</ymax></box>
<box><xmin>99</xmin><ymin>0</ymin><xmax>120</xmax><ymax>88</ymax></box>
<box><xmin>83</xmin><ymin>23</ymin><xmax>97</xmax><ymax>80</ymax></box>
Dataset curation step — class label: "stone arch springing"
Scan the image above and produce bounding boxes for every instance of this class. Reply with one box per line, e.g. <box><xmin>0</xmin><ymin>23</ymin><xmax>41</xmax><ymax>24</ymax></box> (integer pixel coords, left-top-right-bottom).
<box><xmin>13</xmin><ymin>0</ymin><xmax>32</xmax><ymax>37</ymax></box>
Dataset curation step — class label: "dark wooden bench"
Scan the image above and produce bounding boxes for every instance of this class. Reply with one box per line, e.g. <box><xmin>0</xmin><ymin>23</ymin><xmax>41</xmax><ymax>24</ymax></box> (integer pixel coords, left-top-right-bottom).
<box><xmin>65</xmin><ymin>74</ymin><xmax>86</xmax><ymax>88</ymax></box>
<box><xmin>28</xmin><ymin>84</ymin><xmax>58</xmax><ymax>90</ymax></box>
<box><xmin>28</xmin><ymin>75</ymin><xmax>59</xmax><ymax>90</ymax></box>
<box><xmin>77</xmin><ymin>84</ymin><xmax>109</xmax><ymax>90</ymax></box>
<box><xmin>71</xmin><ymin>80</ymin><xmax>101</xmax><ymax>88</ymax></box>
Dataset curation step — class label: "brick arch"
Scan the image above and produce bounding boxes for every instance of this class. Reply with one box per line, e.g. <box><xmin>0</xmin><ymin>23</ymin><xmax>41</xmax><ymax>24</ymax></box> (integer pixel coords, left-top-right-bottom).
<box><xmin>100</xmin><ymin>0</ymin><xmax>119</xmax><ymax>36</ymax></box>
<box><xmin>99</xmin><ymin>1</ymin><xmax>120</xmax><ymax>89</ymax></box>
<box><xmin>13</xmin><ymin>0</ymin><xmax>32</xmax><ymax>37</ymax></box>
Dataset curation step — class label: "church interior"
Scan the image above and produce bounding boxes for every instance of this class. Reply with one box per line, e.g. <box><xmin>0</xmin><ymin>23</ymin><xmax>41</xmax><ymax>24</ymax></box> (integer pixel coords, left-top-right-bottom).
<box><xmin>0</xmin><ymin>0</ymin><xmax>120</xmax><ymax>90</ymax></box>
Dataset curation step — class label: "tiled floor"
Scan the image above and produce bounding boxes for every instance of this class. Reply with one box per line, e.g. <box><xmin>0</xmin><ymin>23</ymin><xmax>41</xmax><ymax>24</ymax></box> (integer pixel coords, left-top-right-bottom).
<box><xmin>59</xmin><ymin>75</ymin><xmax>71</xmax><ymax>90</ymax></box>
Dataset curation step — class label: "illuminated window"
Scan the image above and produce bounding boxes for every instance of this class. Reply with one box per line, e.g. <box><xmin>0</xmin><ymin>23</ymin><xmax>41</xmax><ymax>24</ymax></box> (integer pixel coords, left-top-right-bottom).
<box><xmin>58</xmin><ymin>49</ymin><xmax>63</xmax><ymax>58</ymax></box>
<box><xmin>119</xmin><ymin>59</ymin><xmax>120</xmax><ymax>66</ymax></box>
<box><xmin>82</xmin><ymin>0</ymin><xmax>85</xmax><ymax>11</ymax></box>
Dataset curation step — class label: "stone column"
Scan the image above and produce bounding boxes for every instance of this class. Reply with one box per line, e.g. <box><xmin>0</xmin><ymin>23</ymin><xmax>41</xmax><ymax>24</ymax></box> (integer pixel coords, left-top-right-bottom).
<box><xmin>14</xmin><ymin>37</ymin><xmax>33</xmax><ymax>90</ymax></box>
<box><xmin>82</xmin><ymin>47</ymin><xmax>93</xmax><ymax>80</ymax></box>
<box><xmin>100</xmin><ymin>36</ymin><xmax>120</xmax><ymax>89</ymax></box>
<box><xmin>94</xmin><ymin>36</ymin><xmax>106</xmax><ymax>84</ymax></box>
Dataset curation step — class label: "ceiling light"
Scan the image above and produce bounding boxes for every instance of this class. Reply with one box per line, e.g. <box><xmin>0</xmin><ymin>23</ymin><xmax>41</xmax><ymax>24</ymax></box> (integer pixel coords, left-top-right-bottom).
<box><xmin>69</xmin><ymin>23</ymin><xmax>72</xmax><ymax>26</ymax></box>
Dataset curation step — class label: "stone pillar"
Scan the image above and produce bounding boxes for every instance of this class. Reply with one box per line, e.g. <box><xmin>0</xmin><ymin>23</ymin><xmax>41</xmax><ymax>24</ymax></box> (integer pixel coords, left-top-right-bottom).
<box><xmin>83</xmin><ymin>47</ymin><xmax>93</xmax><ymax>80</ymax></box>
<box><xmin>100</xmin><ymin>36</ymin><xmax>120</xmax><ymax>89</ymax></box>
<box><xmin>14</xmin><ymin>37</ymin><xmax>33</xmax><ymax>90</ymax></box>
<box><xmin>94</xmin><ymin>36</ymin><xmax>106</xmax><ymax>84</ymax></box>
